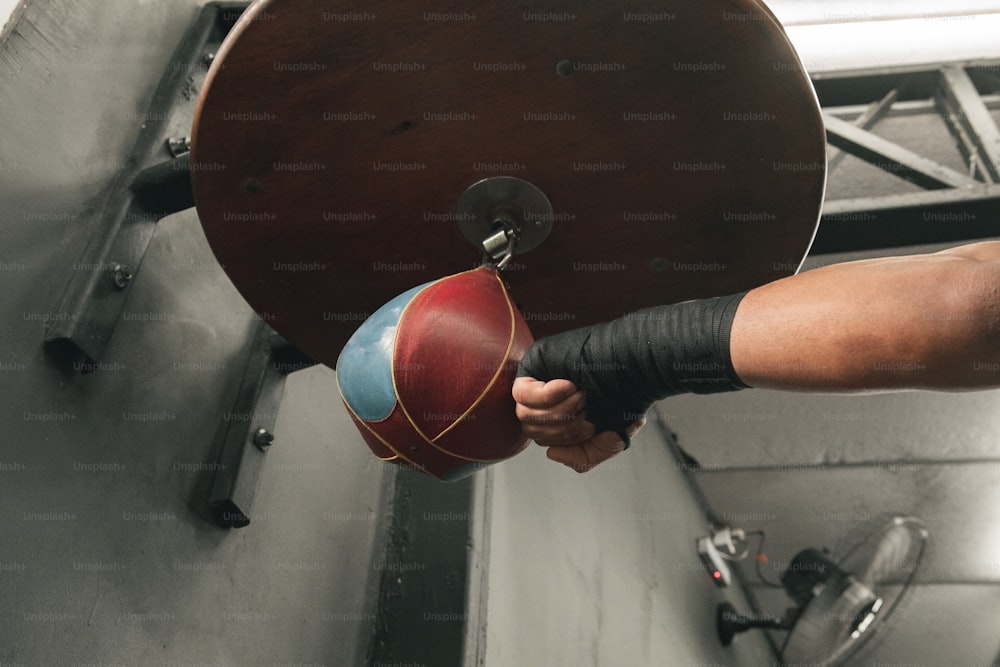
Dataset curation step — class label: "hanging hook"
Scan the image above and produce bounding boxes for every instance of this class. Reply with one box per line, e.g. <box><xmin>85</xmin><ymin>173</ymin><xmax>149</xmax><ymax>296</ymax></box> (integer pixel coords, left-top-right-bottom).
<box><xmin>482</xmin><ymin>211</ymin><xmax>520</xmax><ymax>271</ymax></box>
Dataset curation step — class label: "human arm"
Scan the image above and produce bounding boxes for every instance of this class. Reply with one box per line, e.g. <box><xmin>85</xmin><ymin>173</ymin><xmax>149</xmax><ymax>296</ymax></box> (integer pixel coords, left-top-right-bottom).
<box><xmin>730</xmin><ymin>241</ymin><xmax>1000</xmax><ymax>391</ymax></box>
<box><xmin>514</xmin><ymin>241</ymin><xmax>1000</xmax><ymax>471</ymax></box>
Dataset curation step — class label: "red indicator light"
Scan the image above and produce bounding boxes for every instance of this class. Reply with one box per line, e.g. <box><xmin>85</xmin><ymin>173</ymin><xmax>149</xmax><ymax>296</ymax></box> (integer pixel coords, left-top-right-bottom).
<box><xmin>713</xmin><ymin>570</ymin><xmax>722</xmax><ymax>579</ymax></box>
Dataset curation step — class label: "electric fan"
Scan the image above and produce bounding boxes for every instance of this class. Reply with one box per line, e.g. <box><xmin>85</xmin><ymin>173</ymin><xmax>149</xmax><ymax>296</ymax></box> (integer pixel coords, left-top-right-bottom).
<box><xmin>717</xmin><ymin>514</ymin><xmax>929</xmax><ymax>666</ymax></box>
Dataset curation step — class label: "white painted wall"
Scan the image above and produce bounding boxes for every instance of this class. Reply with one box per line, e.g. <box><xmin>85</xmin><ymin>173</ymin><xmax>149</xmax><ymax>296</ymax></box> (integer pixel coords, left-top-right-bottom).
<box><xmin>0</xmin><ymin>0</ymin><xmax>23</xmax><ymax>36</ymax></box>
<box><xmin>766</xmin><ymin>0</ymin><xmax>1000</xmax><ymax>26</ymax></box>
<box><xmin>787</xmin><ymin>13</ymin><xmax>1000</xmax><ymax>74</ymax></box>
<box><xmin>482</xmin><ymin>431</ymin><xmax>776</xmax><ymax>666</ymax></box>
<box><xmin>764</xmin><ymin>0</ymin><xmax>1000</xmax><ymax>73</ymax></box>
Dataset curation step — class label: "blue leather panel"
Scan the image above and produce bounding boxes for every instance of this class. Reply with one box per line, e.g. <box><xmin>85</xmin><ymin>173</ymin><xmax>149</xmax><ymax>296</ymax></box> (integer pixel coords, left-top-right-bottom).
<box><xmin>337</xmin><ymin>281</ymin><xmax>434</xmax><ymax>421</ymax></box>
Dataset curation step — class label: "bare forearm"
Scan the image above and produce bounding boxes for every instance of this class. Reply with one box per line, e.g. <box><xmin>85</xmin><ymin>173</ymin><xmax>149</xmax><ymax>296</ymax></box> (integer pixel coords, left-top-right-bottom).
<box><xmin>730</xmin><ymin>242</ymin><xmax>1000</xmax><ymax>392</ymax></box>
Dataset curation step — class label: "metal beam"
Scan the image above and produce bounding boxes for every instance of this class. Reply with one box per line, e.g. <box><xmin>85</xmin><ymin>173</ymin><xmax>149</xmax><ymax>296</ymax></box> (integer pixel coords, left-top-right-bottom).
<box><xmin>369</xmin><ymin>469</ymin><xmax>478</xmax><ymax>666</ymax></box>
<box><xmin>827</xmin><ymin>87</ymin><xmax>900</xmax><ymax>173</ymax></box>
<box><xmin>811</xmin><ymin>58</ymin><xmax>1000</xmax><ymax>82</ymax></box>
<box><xmin>937</xmin><ymin>65</ymin><xmax>1000</xmax><ymax>182</ymax></box>
<box><xmin>826</xmin><ymin>94</ymin><xmax>1000</xmax><ymax>120</ymax></box>
<box><xmin>822</xmin><ymin>183</ymin><xmax>1000</xmax><ymax>215</ymax></box>
<box><xmin>824</xmin><ymin>113</ymin><xmax>980</xmax><ymax>189</ymax></box>
<box><xmin>813</xmin><ymin>184</ymin><xmax>1000</xmax><ymax>254</ymax></box>
<box><xmin>810</xmin><ymin>62</ymin><xmax>1000</xmax><ymax>253</ymax></box>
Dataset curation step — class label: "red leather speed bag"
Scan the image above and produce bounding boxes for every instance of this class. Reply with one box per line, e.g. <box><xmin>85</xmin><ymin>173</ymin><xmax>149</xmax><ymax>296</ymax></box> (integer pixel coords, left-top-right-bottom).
<box><xmin>336</xmin><ymin>267</ymin><xmax>533</xmax><ymax>481</ymax></box>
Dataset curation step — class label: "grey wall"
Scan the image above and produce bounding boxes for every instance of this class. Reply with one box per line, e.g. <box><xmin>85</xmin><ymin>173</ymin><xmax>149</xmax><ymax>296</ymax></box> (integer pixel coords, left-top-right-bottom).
<box><xmin>1</xmin><ymin>2</ymin><xmax>389</xmax><ymax>665</ymax></box>
<box><xmin>480</xmin><ymin>430</ymin><xmax>775</xmax><ymax>667</ymax></box>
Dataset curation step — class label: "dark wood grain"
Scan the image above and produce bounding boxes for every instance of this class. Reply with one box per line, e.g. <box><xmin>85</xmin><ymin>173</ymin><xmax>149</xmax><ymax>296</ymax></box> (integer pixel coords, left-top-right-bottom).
<box><xmin>192</xmin><ymin>0</ymin><xmax>826</xmax><ymax>367</ymax></box>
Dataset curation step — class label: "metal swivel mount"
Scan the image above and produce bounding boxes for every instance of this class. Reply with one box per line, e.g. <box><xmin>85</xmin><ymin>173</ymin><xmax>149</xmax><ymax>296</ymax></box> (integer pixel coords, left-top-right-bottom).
<box><xmin>717</xmin><ymin>602</ymin><xmax>798</xmax><ymax>646</ymax></box>
<box><xmin>456</xmin><ymin>176</ymin><xmax>554</xmax><ymax>269</ymax></box>
<box><xmin>716</xmin><ymin>547</ymin><xmax>885</xmax><ymax>648</ymax></box>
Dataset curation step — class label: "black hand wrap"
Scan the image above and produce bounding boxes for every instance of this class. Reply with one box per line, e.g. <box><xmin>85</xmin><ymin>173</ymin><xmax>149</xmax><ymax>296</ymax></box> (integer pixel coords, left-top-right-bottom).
<box><xmin>517</xmin><ymin>292</ymin><xmax>750</xmax><ymax>444</ymax></box>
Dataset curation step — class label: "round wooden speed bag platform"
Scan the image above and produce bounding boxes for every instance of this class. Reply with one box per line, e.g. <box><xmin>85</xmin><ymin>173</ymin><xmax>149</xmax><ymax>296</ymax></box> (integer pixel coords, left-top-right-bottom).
<box><xmin>191</xmin><ymin>0</ymin><xmax>826</xmax><ymax>368</ymax></box>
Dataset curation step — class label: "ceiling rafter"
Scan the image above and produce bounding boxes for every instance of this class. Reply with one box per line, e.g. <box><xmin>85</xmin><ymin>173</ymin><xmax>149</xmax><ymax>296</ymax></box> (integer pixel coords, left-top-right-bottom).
<box><xmin>813</xmin><ymin>60</ymin><xmax>1000</xmax><ymax>253</ymax></box>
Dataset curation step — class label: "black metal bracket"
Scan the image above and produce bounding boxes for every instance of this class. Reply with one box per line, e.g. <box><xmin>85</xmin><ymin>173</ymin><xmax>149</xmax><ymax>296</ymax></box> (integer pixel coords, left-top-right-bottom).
<box><xmin>208</xmin><ymin>322</ymin><xmax>318</xmax><ymax>528</ymax></box>
<box><xmin>716</xmin><ymin>602</ymin><xmax>797</xmax><ymax>647</ymax></box>
<box><xmin>43</xmin><ymin>2</ymin><xmax>251</xmax><ymax>371</ymax></box>
<box><xmin>38</xmin><ymin>1</ymin><xmax>301</xmax><ymax>529</ymax></box>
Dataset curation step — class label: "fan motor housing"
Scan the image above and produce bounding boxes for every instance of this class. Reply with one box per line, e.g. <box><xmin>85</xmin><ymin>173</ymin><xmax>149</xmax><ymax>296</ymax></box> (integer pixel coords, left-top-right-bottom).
<box><xmin>781</xmin><ymin>548</ymin><xmax>847</xmax><ymax>606</ymax></box>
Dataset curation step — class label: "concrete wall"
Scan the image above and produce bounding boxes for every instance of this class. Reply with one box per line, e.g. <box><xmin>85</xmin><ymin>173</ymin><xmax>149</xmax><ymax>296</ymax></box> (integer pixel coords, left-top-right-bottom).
<box><xmin>0</xmin><ymin>2</ymin><xmax>389</xmax><ymax>665</ymax></box>
<box><xmin>481</xmin><ymin>430</ymin><xmax>774</xmax><ymax>666</ymax></box>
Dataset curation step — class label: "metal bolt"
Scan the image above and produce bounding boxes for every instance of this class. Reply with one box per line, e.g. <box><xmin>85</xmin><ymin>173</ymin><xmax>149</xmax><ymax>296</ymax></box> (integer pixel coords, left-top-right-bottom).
<box><xmin>556</xmin><ymin>59</ymin><xmax>576</xmax><ymax>78</ymax></box>
<box><xmin>253</xmin><ymin>428</ymin><xmax>274</xmax><ymax>450</ymax></box>
<box><xmin>108</xmin><ymin>262</ymin><xmax>133</xmax><ymax>289</ymax></box>
<box><xmin>167</xmin><ymin>136</ymin><xmax>191</xmax><ymax>158</ymax></box>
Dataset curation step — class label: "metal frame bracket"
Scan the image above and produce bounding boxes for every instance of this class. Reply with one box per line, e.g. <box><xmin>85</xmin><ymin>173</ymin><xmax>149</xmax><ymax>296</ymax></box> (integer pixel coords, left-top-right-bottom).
<box><xmin>207</xmin><ymin>322</ymin><xmax>318</xmax><ymax>529</ymax></box>
<box><xmin>43</xmin><ymin>2</ymin><xmax>250</xmax><ymax>371</ymax></box>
